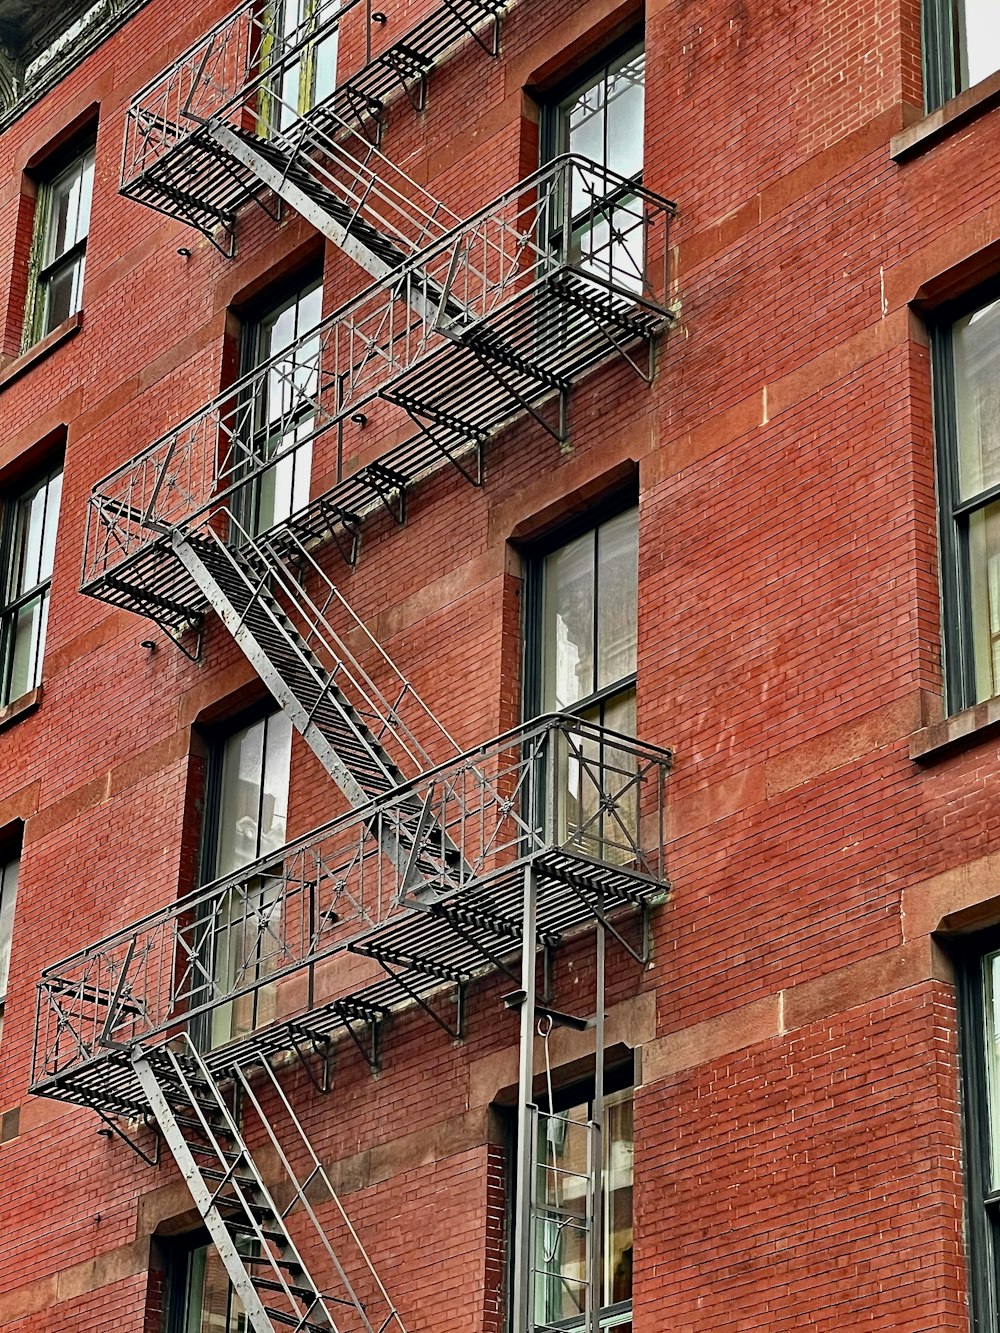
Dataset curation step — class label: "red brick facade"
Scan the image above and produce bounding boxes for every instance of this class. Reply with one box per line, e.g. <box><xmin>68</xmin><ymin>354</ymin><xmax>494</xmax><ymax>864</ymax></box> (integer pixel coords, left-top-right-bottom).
<box><xmin>0</xmin><ymin>0</ymin><xmax>998</xmax><ymax>1327</ymax></box>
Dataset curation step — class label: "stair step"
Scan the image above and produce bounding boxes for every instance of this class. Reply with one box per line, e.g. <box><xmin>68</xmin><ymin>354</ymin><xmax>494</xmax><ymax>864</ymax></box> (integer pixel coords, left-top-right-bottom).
<box><xmin>264</xmin><ymin>1308</ymin><xmax>333</xmax><ymax>1333</ymax></box>
<box><xmin>174</xmin><ymin>1111</ymin><xmax>229</xmax><ymax>1132</ymax></box>
<box><xmin>251</xmin><ymin>1276</ymin><xmax>322</xmax><ymax>1302</ymax></box>
<box><xmin>201</xmin><ymin>1166</ymin><xmax>260</xmax><ymax>1190</ymax></box>
<box><xmin>216</xmin><ymin>1194</ymin><xmax>275</xmax><ymax>1222</ymax></box>
<box><xmin>225</xmin><ymin>1218</ymin><xmax>289</xmax><ymax>1245</ymax></box>
<box><xmin>246</xmin><ymin>1254</ymin><xmax>304</xmax><ymax>1276</ymax></box>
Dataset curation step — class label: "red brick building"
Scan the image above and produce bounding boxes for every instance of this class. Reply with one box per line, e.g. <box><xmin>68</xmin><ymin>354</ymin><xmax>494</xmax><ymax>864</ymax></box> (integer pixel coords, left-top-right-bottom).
<box><xmin>1</xmin><ymin>0</ymin><xmax>999</xmax><ymax>1328</ymax></box>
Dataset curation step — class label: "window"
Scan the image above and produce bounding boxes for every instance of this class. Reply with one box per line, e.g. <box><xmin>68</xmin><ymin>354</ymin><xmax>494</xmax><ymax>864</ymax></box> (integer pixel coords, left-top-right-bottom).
<box><xmin>0</xmin><ymin>465</ymin><xmax>63</xmax><ymax>708</ymax></box>
<box><xmin>527</xmin><ymin>504</ymin><xmax>638</xmax><ymax>858</ymax></box>
<box><xmin>548</xmin><ymin>43</ymin><xmax>644</xmax><ymax>182</ymax></box>
<box><xmin>260</xmin><ymin>0</ymin><xmax>340</xmax><ymax>135</ymax></box>
<box><xmin>239</xmin><ymin>277</ymin><xmax>323</xmax><ymax>538</ymax></box>
<box><xmin>954</xmin><ymin>933</ymin><xmax>1000</xmax><ymax>1328</ymax></box>
<box><xmin>543</xmin><ymin>41</ymin><xmax>645</xmax><ymax>292</ymax></box>
<box><xmin>931</xmin><ymin>289</ymin><xmax>1000</xmax><ymax>713</ymax></box>
<box><xmin>923</xmin><ymin>0</ymin><xmax>1000</xmax><ymax>109</ymax></box>
<box><xmin>164</xmin><ymin>1231</ymin><xmax>252</xmax><ymax>1333</ymax></box>
<box><xmin>531</xmin><ymin>505</ymin><xmax>638</xmax><ymax>733</ymax></box>
<box><xmin>201</xmin><ymin>708</ymin><xmax>292</xmax><ymax>1049</ymax></box>
<box><xmin>24</xmin><ymin>143</ymin><xmax>95</xmax><ymax>347</ymax></box>
<box><xmin>0</xmin><ymin>854</ymin><xmax>21</xmax><ymax>1047</ymax></box>
<box><xmin>524</xmin><ymin>1077</ymin><xmax>634</xmax><ymax>1332</ymax></box>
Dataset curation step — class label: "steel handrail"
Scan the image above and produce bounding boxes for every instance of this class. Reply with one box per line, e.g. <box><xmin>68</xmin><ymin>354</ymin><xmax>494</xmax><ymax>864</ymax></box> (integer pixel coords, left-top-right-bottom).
<box><xmin>88</xmin><ymin>154</ymin><xmax>674</xmax><ymax>499</ymax></box>
<box><xmin>35</xmin><ymin>712</ymin><xmax>671</xmax><ymax>981</ymax></box>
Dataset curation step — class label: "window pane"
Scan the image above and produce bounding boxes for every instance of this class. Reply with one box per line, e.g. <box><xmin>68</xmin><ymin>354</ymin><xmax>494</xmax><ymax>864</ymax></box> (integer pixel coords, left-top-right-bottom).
<box><xmin>46</xmin><ymin>169</ymin><xmax>78</xmax><ymax>263</ymax></box>
<box><xmin>11</xmin><ymin>482</ymin><xmax>47</xmax><ymax>596</ymax></box>
<box><xmin>43</xmin><ymin>150</ymin><xmax>94</xmax><ymax>264</ymax></box>
<box><xmin>184</xmin><ymin>1242</ymin><xmax>247</xmax><ymax>1333</ymax></box>
<box><xmin>38</xmin><ymin>470</ymin><xmax>63</xmax><ymax>584</ymax></box>
<box><xmin>605</xmin><ymin>50</ymin><xmax>645</xmax><ymax>181</ymax></box>
<box><xmin>40</xmin><ymin>257</ymin><xmax>81</xmax><ymax>335</ymax></box>
<box><xmin>247</xmin><ymin>282</ymin><xmax>320</xmax><ymax>534</ymax></box>
<box><xmin>533</xmin><ymin>1089</ymin><xmax>634</xmax><ymax>1325</ymax></box>
<box><xmin>314</xmin><ymin>29</ymin><xmax>339</xmax><ymax>104</ymax></box>
<box><xmin>560</xmin><ymin>45</ymin><xmax>644</xmax><ymax>222</ymax></box>
<box><xmin>260</xmin><ymin>711</ymin><xmax>292</xmax><ymax>858</ymax></box>
<box><xmin>216</xmin><ymin>717</ymin><xmax>267</xmax><ymax>876</ymax></box>
<box><xmin>209</xmin><ymin>711</ymin><xmax>291</xmax><ymax>1047</ymax></box>
<box><xmin>6</xmin><ymin>592</ymin><xmax>46</xmax><ymax>702</ymax></box>
<box><xmin>985</xmin><ymin>952</ymin><xmax>1000</xmax><ymax>1189</ymax></box>
<box><xmin>954</xmin><ymin>297</ymin><xmax>1000</xmax><ymax>501</ymax></box>
<box><xmin>604</xmin><ymin>1089</ymin><xmax>633</xmax><ymax>1308</ymax></box>
<box><xmin>565</xmin><ymin>80</ymin><xmax>606</xmax><ymax>166</ymax></box>
<box><xmin>965</xmin><ymin>500</ymin><xmax>1000</xmax><ymax>704</ymax></box>
<box><xmin>215</xmin><ymin>711</ymin><xmax>291</xmax><ymax>876</ymax></box>
<box><xmin>596</xmin><ymin>509</ymin><xmax>638</xmax><ymax>691</ymax></box>
<box><xmin>960</xmin><ymin>0</ymin><xmax>1000</xmax><ymax>90</ymax></box>
<box><xmin>542</xmin><ymin>530</ymin><xmax>596</xmax><ymax>710</ymax></box>
<box><xmin>0</xmin><ymin>858</ymin><xmax>20</xmax><ymax>1000</ymax></box>
<box><xmin>535</xmin><ymin>1102</ymin><xmax>591</xmax><ymax>1325</ymax></box>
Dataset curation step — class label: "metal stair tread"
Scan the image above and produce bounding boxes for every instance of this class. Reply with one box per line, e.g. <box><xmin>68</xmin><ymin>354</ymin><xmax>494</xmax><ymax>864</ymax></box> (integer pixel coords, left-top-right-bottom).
<box><xmin>263</xmin><ymin>1306</ymin><xmax>334</xmax><ymax>1332</ymax></box>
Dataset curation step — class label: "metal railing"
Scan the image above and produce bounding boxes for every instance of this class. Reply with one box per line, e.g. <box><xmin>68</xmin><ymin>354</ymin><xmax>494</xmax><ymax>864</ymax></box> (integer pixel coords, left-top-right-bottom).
<box><xmin>32</xmin><ymin>714</ymin><xmax>670</xmax><ymax>1087</ymax></box>
<box><xmin>83</xmin><ymin>155</ymin><xmax>675</xmax><ymax>592</ymax></box>
<box><xmin>121</xmin><ymin>0</ymin><xmax>352</xmax><ymax>189</ymax></box>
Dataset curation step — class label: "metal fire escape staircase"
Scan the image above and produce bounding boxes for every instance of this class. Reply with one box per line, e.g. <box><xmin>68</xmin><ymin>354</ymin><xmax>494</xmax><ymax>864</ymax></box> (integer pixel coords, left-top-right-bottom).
<box><xmin>175</xmin><ymin>521</ymin><xmax>466</xmax><ymax>898</ymax></box>
<box><xmin>29</xmin><ymin>5</ymin><xmax>677</xmax><ymax>1332</ymax></box>
<box><xmin>136</xmin><ymin>1034</ymin><xmax>405</xmax><ymax>1333</ymax></box>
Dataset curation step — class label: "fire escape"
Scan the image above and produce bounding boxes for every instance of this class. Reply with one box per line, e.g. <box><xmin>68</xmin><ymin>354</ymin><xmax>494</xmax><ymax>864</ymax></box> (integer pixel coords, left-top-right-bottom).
<box><xmin>30</xmin><ymin>2</ymin><xmax>676</xmax><ymax>1330</ymax></box>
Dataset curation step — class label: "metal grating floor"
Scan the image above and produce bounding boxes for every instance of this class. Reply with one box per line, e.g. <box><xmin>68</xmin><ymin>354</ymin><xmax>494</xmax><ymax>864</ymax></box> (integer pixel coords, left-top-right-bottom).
<box><xmin>31</xmin><ymin>846</ymin><xmax>664</xmax><ymax>1119</ymax></box>
<box><xmin>82</xmin><ymin>267</ymin><xmax>668</xmax><ymax>633</ymax></box>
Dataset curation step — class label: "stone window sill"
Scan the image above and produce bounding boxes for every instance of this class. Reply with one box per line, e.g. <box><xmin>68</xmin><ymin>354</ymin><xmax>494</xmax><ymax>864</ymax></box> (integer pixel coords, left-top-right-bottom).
<box><xmin>910</xmin><ymin>695</ymin><xmax>1000</xmax><ymax>763</ymax></box>
<box><xmin>0</xmin><ymin>311</ymin><xmax>83</xmax><ymax>394</ymax></box>
<box><xmin>892</xmin><ymin>68</ymin><xmax>1000</xmax><ymax>162</ymax></box>
<box><xmin>0</xmin><ymin>686</ymin><xmax>42</xmax><ymax>733</ymax></box>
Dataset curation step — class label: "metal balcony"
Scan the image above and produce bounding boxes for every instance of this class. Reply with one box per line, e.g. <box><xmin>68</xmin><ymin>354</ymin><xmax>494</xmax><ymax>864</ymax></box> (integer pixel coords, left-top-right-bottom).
<box><xmin>31</xmin><ymin>713</ymin><xmax>670</xmax><ymax>1119</ymax></box>
<box><xmin>121</xmin><ymin>0</ymin><xmax>507</xmax><ymax>251</ymax></box>
<box><xmin>82</xmin><ymin>155</ymin><xmax>675</xmax><ymax>644</ymax></box>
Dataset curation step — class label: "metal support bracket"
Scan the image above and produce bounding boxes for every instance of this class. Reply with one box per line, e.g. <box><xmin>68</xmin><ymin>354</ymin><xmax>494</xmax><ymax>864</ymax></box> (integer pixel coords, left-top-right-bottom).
<box><xmin>373</xmin><ymin>954</ymin><xmax>464</xmax><ymax>1041</ymax></box>
<box><xmin>287</xmin><ymin>1025</ymin><xmax>334</xmax><ymax>1094</ymax></box>
<box><xmin>94</xmin><ymin>1107</ymin><xmax>161</xmax><ymax>1167</ymax></box>
<box><xmin>357</xmin><ymin>461</ymin><xmax>408</xmax><ymax>525</ymax></box>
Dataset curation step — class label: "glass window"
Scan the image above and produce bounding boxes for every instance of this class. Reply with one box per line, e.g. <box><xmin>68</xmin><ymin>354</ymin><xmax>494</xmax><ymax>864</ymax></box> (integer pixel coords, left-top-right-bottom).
<box><xmin>956</xmin><ymin>939</ymin><xmax>1000</xmax><ymax>1326</ymax></box>
<box><xmin>546</xmin><ymin>44</ymin><xmax>646</xmax><ymax>298</ymax></box>
<box><xmin>0</xmin><ymin>856</ymin><xmax>21</xmax><ymax>1046</ymax></box>
<box><xmin>539</xmin><ymin>507</ymin><xmax>638</xmax><ymax>718</ymax></box>
<box><xmin>25</xmin><ymin>144</ymin><xmax>95</xmax><ymax>347</ymax></box>
<box><xmin>533</xmin><ymin>506</ymin><xmax>639</xmax><ymax>858</ymax></box>
<box><xmin>554</xmin><ymin>45</ymin><xmax>645</xmax><ymax>183</ymax></box>
<box><xmin>1</xmin><ymin>466</ymin><xmax>63</xmax><ymax>708</ymax></box>
<box><xmin>532</xmin><ymin>1085</ymin><xmax>634</xmax><ymax>1331</ymax></box>
<box><xmin>167</xmin><ymin>1235</ymin><xmax>252</xmax><ymax>1333</ymax></box>
<box><xmin>204</xmin><ymin>709</ymin><xmax>292</xmax><ymax>1049</ymax></box>
<box><xmin>925</xmin><ymin>0</ymin><xmax>1000</xmax><ymax>109</ymax></box>
<box><xmin>239</xmin><ymin>278</ymin><xmax>323</xmax><ymax>537</ymax></box>
<box><xmin>931</xmin><ymin>293</ymin><xmax>1000</xmax><ymax>712</ymax></box>
<box><xmin>261</xmin><ymin>0</ymin><xmax>340</xmax><ymax>135</ymax></box>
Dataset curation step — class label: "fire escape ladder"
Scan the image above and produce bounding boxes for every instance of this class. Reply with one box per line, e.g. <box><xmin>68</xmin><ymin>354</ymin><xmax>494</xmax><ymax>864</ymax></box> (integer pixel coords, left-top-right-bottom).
<box><xmin>133</xmin><ymin>1034</ymin><xmax>398</xmax><ymax>1333</ymax></box>
<box><xmin>169</xmin><ymin>526</ymin><xmax>467</xmax><ymax>895</ymax></box>
<box><xmin>527</xmin><ymin>1106</ymin><xmax>600</xmax><ymax>1333</ymax></box>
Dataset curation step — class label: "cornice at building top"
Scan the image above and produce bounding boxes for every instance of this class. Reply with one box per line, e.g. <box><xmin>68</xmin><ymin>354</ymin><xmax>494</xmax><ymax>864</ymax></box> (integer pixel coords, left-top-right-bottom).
<box><xmin>0</xmin><ymin>0</ymin><xmax>155</xmax><ymax>136</ymax></box>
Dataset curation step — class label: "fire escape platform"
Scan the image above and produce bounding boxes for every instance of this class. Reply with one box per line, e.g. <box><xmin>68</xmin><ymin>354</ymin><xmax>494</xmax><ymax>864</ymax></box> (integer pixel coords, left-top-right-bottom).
<box><xmin>82</xmin><ymin>264</ymin><xmax>670</xmax><ymax>636</ymax></box>
<box><xmin>32</xmin><ymin>847</ymin><xmax>662</xmax><ymax>1120</ymax></box>
<box><xmin>31</xmin><ymin>714</ymin><xmax>671</xmax><ymax>1123</ymax></box>
<box><xmin>121</xmin><ymin>0</ymin><xmax>508</xmax><ymax>239</ymax></box>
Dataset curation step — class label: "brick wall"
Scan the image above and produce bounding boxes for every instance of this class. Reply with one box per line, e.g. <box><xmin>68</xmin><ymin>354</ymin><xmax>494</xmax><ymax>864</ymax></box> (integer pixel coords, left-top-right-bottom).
<box><xmin>0</xmin><ymin>0</ymin><xmax>998</xmax><ymax>1326</ymax></box>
